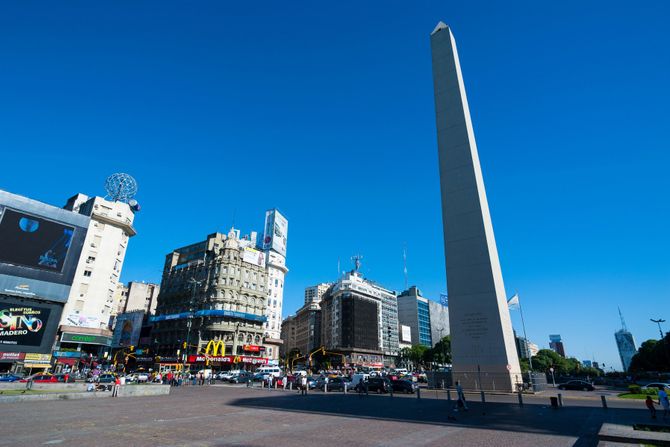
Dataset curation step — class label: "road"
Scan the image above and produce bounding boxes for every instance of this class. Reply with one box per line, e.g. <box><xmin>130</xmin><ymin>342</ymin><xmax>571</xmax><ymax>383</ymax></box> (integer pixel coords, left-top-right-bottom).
<box><xmin>0</xmin><ymin>383</ymin><xmax>662</xmax><ymax>447</ymax></box>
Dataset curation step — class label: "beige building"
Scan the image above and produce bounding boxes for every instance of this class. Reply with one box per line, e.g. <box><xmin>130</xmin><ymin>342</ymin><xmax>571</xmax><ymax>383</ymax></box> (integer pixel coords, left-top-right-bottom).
<box><xmin>304</xmin><ymin>283</ymin><xmax>331</xmax><ymax>305</ymax></box>
<box><xmin>118</xmin><ymin>281</ymin><xmax>160</xmax><ymax>314</ymax></box>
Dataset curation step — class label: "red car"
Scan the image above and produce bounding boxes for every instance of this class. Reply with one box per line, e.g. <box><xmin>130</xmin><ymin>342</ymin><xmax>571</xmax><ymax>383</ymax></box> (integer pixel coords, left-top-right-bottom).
<box><xmin>20</xmin><ymin>374</ymin><xmax>59</xmax><ymax>383</ymax></box>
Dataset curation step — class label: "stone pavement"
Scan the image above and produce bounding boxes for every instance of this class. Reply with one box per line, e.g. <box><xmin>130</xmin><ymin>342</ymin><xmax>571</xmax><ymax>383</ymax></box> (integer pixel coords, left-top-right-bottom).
<box><xmin>0</xmin><ymin>385</ymin><xmax>664</xmax><ymax>447</ymax></box>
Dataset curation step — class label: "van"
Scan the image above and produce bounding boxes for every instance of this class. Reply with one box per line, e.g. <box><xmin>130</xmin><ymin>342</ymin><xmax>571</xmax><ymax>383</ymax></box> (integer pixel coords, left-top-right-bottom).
<box><xmin>350</xmin><ymin>373</ymin><xmax>369</xmax><ymax>388</ymax></box>
<box><xmin>256</xmin><ymin>366</ymin><xmax>282</xmax><ymax>378</ymax></box>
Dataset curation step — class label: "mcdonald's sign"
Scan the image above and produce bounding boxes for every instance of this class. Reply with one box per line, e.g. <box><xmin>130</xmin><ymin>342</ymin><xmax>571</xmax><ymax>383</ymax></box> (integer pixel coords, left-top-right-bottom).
<box><xmin>204</xmin><ymin>340</ymin><xmax>226</xmax><ymax>356</ymax></box>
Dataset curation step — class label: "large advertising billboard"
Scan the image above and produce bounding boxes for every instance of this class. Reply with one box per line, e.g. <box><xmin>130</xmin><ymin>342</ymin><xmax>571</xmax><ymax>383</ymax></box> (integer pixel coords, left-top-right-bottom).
<box><xmin>112</xmin><ymin>311</ymin><xmax>144</xmax><ymax>348</ymax></box>
<box><xmin>0</xmin><ymin>295</ymin><xmax>63</xmax><ymax>353</ymax></box>
<box><xmin>0</xmin><ymin>190</ymin><xmax>89</xmax><ymax>303</ymax></box>
<box><xmin>262</xmin><ymin>209</ymin><xmax>288</xmax><ymax>257</ymax></box>
<box><xmin>242</xmin><ymin>247</ymin><xmax>265</xmax><ymax>267</ymax></box>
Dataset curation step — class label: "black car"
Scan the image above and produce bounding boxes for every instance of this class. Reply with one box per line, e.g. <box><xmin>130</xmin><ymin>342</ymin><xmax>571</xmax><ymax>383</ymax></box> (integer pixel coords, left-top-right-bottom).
<box><xmin>557</xmin><ymin>380</ymin><xmax>595</xmax><ymax>391</ymax></box>
<box><xmin>228</xmin><ymin>372</ymin><xmax>252</xmax><ymax>384</ymax></box>
<box><xmin>357</xmin><ymin>377</ymin><xmax>391</xmax><ymax>393</ymax></box>
<box><xmin>321</xmin><ymin>377</ymin><xmax>349</xmax><ymax>392</ymax></box>
<box><xmin>391</xmin><ymin>379</ymin><xmax>416</xmax><ymax>394</ymax></box>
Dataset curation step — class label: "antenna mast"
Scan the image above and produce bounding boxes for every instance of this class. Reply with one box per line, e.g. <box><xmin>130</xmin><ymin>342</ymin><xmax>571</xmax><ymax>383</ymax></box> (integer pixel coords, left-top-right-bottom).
<box><xmin>403</xmin><ymin>243</ymin><xmax>408</xmax><ymax>290</ymax></box>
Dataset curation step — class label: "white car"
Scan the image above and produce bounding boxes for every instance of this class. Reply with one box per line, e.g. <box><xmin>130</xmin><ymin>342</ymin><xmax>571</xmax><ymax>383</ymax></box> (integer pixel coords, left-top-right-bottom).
<box><xmin>641</xmin><ymin>382</ymin><xmax>670</xmax><ymax>391</ymax></box>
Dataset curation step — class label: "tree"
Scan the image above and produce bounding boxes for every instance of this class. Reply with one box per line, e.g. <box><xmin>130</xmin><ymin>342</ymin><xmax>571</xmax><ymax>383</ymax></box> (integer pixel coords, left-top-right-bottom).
<box><xmin>431</xmin><ymin>335</ymin><xmax>451</xmax><ymax>365</ymax></box>
<box><xmin>629</xmin><ymin>333</ymin><xmax>670</xmax><ymax>372</ymax></box>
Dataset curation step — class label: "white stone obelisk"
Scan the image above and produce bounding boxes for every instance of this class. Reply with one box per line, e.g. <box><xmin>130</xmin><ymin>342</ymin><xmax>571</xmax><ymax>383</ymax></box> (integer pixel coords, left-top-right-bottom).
<box><xmin>430</xmin><ymin>22</ymin><xmax>522</xmax><ymax>391</ymax></box>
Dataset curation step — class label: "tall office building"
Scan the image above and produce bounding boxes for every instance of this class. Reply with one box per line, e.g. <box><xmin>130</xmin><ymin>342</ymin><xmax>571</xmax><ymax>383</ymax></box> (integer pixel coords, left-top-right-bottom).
<box><xmin>549</xmin><ymin>334</ymin><xmax>566</xmax><ymax>357</ymax></box>
<box><xmin>431</xmin><ymin>22</ymin><xmax>521</xmax><ymax>390</ymax></box>
<box><xmin>117</xmin><ymin>281</ymin><xmax>160</xmax><ymax>315</ymax></box>
<box><xmin>397</xmin><ymin>286</ymin><xmax>450</xmax><ymax>347</ymax></box>
<box><xmin>615</xmin><ymin>309</ymin><xmax>637</xmax><ymax>372</ymax></box>
<box><xmin>262</xmin><ymin>209</ymin><xmax>289</xmax><ymax>361</ymax></box>
<box><xmin>320</xmin><ymin>267</ymin><xmax>398</xmax><ymax>368</ymax></box>
<box><xmin>304</xmin><ymin>283</ymin><xmax>331</xmax><ymax>305</ymax></box>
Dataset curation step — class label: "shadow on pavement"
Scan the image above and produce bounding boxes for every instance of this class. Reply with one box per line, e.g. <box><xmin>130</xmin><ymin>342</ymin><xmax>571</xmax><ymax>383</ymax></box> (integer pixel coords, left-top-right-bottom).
<box><xmin>229</xmin><ymin>391</ymin><xmax>653</xmax><ymax>447</ymax></box>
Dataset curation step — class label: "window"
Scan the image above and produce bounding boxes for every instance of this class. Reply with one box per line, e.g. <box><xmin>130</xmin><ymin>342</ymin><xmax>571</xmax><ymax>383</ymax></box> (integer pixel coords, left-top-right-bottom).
<box><xmin>87</xmin><ymin>256</ymin><xmax>96</xmax><ymax>263</ymax></box>
<box><xmin>83</xmin><ymin>270</ymin><xmax>92</xmax><ymax>277</ymax></box>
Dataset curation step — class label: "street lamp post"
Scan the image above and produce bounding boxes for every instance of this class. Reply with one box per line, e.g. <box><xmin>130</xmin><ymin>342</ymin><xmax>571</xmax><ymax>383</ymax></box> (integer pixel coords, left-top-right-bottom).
<box><xmin>549</xmin><ymin>367</ymin><xmax>555</xmax><ymax>387</ymax></box>
<box><xmin>183</xmin><ymin>277</ymin><xmax>203</xmax><ymax>371</ymax></box>
<box><xmin>651</xmin><ymin>318</ymin><xmax>666</xmax><ymax>339</ymax></box>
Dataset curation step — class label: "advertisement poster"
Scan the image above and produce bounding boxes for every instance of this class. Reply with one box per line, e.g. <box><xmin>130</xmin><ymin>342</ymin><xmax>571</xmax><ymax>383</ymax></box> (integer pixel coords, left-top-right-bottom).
<box><xmin>0</xmin><ymin>208</ymin><xmax>74</xmax><ymax>273</ymax></box>
<box><xmin>65</xmin><ymin>313</ymin><xmax>100</xmax><ymax>329</ymax></box>
<box><xmin>242</xmin><ymin>247</ymin><xmax>265</xmax><ymax>267</ymax></box>
<box><xmin>112</xmin><ymin>311</ymin><xmax>144</xmax><ymax>347</ymax></box>
<box><xmin>262</xmin><ymin>209</ymin><xmax>288</xmax><ymax>257</ymax></box>
<box><xmin>0</xmin><ymin>303</ymin><xmax>51</xmax><ymax>347</ymax></box>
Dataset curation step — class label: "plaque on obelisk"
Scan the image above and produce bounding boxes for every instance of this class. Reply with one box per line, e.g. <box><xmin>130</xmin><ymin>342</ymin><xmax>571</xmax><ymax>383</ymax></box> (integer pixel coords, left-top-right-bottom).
<box><xmin>430</xmin><ymin>22</ymin><xmax>522</xmax><ymax>391</ymax></box>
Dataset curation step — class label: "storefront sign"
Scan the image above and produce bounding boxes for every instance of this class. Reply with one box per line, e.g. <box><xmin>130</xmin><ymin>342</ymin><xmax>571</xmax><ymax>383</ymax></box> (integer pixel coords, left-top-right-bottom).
<box><xmin>0</xmin><ymin>352</ymin><xmax>25</xmax><ymax>361</ymax></box>
<box><xmin>187</xmin><ymin>355</ymin><xmax>268</xmax><ymax>365</ymax></box>
<box><xmin>135</xmin><ymin>356</ymin><xmax>154</xmax><ymax>363</ymax></box>
<box><xmin>243</xmin><ymin>344</ymin><xmax>262</xmax><ymax>352</ymax></box>
<box><xmin>61</xmin><ymin>333</ymin><xmax>112</xmax><ymax>346</ymax></box>
<box><xmin>53</xmin><ymin>350</ymin><xmax>82</xmax><ymax>358</ymax></box>
<box><xmin>0</xmin><ymin>304</ymin><xmax>51</xmax><ymax>347</ymax></box>
<box><xmin>24</xmin><ymin>353</ymin><xmax>52</xmax><ymax>368</ymax></box>
<box><xmin>156</xmin><ymin>356</ymin><xmax>179</xmax><ymax>363</ymax></box>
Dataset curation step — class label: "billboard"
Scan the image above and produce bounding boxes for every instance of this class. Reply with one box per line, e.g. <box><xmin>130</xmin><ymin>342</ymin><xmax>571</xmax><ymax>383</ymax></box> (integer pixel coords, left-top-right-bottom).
<box><xmin>64</xmin><ymin>313</ymin><xmax>101</xmax><ymax>329</ymax></box>
<box><xmin>242</xmin><ymin>247</ymin><xmax>265</xmax><ymax>267</ymax></box>
<box><xmin>112</xmin><ymin>311</ymin><xmax>144</xmax><ymax>347</ymax></box>
<box><xmin>0</xmin><ymin>295</ymin><xmax>63</xmax><ymax>353</ymax></box>
<box><xmin>262</xmin><ymin>209</ymin><xmax>288</xmax><ymax>257</ymax></box>
<box><xmin>0</xmin><ymin>190</ymin><xmax>89</xmax><ymax>303</ymax></box>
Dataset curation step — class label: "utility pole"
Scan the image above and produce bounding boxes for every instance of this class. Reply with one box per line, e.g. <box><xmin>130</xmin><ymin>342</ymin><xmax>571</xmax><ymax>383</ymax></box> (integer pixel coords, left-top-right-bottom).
<box><xmin>651</xmin><ymin>318</ymin><xmax>666</xmax><ymax>339</ymax></box>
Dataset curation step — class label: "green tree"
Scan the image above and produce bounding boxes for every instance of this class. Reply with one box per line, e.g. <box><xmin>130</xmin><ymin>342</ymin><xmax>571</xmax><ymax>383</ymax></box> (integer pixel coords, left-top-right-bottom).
<box><xmin>431</xmin><ymin>335</ymin><xmax>451</xmax><ymax>365</ymax></box>
<box><xmin>629</xmin><ymin>334</ymin><xmax>670</xmax><ymax>372</ymax></box>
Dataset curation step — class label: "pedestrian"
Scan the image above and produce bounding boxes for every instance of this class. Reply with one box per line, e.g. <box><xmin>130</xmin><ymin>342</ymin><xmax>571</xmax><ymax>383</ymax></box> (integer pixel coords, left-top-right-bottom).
<box><xmin>455</xmin><ymin>380</ymin><xmax>468</xmax><ymax>411</ymax></box>
<box><xmin>646</xmin><ymin>395</ymin><xmax>657</xmax><ymax>419</ymax></box>
<box><xmin>64</xmin><ymin>372</ymin><xmax>70</xmax><ymax>383</ymax></box>
<box><xmin>300</xmin><ymin>374</ymin><xmax>308</xmax><ymax>395</ymax></box>
<box><xmin>112</xmin><ymin>376</ymin><xmax>121</xmax><ymax>397</ymax></box>
<box><xmin>659</xmin><ymin>387</ymin><xmax>670</xmax><ymax>419</ymax></box>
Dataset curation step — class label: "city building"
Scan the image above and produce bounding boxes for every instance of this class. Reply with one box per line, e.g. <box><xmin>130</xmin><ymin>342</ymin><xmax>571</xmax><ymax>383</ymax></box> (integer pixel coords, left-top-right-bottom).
<box><xmin>320</xmin><ymin>262</ymin><xmax>399</xmax><ymax>368</ymax></box>
<box><xmin>304</xmin><ymin>283</ymin><xmax>331</xmax><ymax>305</ymax></box>
<box><xmin>398</xmin><ymin>324</ymin><xmax>412</xmax><ymax>349</ymax></box>
<box><xmin>118</xmin><ymin>281</ymin><xmax>160</xmax><ymax>315</ymax></box>
<box><xmin>582</xmin><ymin>360</ymin><xmax>592</xmax><ymax>368</ymax></box>
<box><xmin>56</xmin><ymin>193</ymin><xmax>137</xmax><ymax>363</ymax></box>
<box><xmin>0</xmin><ymin>189</ymin><xmax>89</xmax><ymax>374</ymax></box>
<box><xmin>514</xmin><ymin>331</ymin><xmax>530</xmax><ymax>360</ymax></box>
<box><xmin>431</xmin><ymin>22</ymin><xmax>521</xmax><ymax>390</ymax></box>
<box><xmin>151</xmin><ymin>228</ymin><xmax>270</xmax><ymax>369</ymax></box>
<box><xmin>261</xmin><ymin>209</ymin><xmax>289</xmax><ymax>361</ymax></box>
<box><xmin>615</xmin><ymin>308</ymin><xmax>637</xmax><ymax>372</ymax></box>
<box><xmin>528</xmin><ymin>342</ymin><xmax>539</xmax><ymax>357</ymax></box>
<box><xmin>549</xmin><ymin>334</ymin><xmax>566</xmax><ymax>357</ymax></box>
<box><xmin>279</xmin><ymin>314</ymin><xmax>298</xmax><ymax>358</ymax></box>
<box><xmin>293</xmin><ymin>301</ymin><xmax>322</xmax><ymax>357</ymax></box>
<box><xmin>397</xmin><ymin>286</ymin><xmax>450</xmax><ymax>348</ymax></box>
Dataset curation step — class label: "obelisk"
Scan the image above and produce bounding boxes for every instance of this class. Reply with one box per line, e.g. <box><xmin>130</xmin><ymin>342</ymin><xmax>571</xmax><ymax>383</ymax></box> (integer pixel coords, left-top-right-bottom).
<box><xmin>430</xmin><ymin>22</ymin><xmax>521</xmax><ymax>391</ymax></box>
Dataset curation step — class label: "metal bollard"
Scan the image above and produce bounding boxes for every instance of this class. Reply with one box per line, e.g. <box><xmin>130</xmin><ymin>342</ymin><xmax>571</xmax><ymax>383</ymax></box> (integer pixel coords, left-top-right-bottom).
<box><xmin>275</xmin><ymin>380</ymin><xmax>278</xmax><ymax>389</ymax></box>
<box><xmin>441</xmin><ymin>379</ymin><xmax>445</xmax><ymax>389</ymax></box>
<box><xmin>417</xmin><ymin>386</ymin><xmax>421</xmax><ymax>400</ymax></box>
<box><xmin>390</xmin><ymin>386</ymin><xmax>394</xmax><ymax>398</ymax></box>
<box><xmin>344</xmin><ymin>383</ymin><xmax>348</xmax><ymax>394</ymax></box>
<box><xmin>557</xmin><ymin>393</ymin><xmax>563</xmax><ymax>407</ymax></box>
<box><xmin>601</xmin><ymin>395</ymin><xmax>607</xmax><ymax>409</ymax></box>
<box><xmin>324</xmin><ymin>383</ymin><xmax>328</xmax><ymax>393</ymax></box>
<box><xmin>290</xmin><ymin>382</ymin><xmax>293</xmax><ymax>391</ymax></box>
<box><xmin>517</xmin><ymin>391</ymin><xmax>523</xmax><ymax>407</ymax></box>
<box><xmin>480</xmin><ymin>390</ymin><xmax>486</xmax><ymax>404</ymax></box>
<box><xmin>447</xmin><ymin>388</ymin><xmax>452</xmax><ymax>401</ymax></box>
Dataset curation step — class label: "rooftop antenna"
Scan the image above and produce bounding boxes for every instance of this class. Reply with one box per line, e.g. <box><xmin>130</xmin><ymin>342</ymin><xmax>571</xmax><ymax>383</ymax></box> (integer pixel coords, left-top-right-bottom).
<box><xmin>337</xmin><ymin>257</ymin><xmax>341</xmax><ymax>277</ymax></box>
<box><xmin>618</xmin><ymin>307</ymin><xmax>628</xmax><ymax>331</ymax></box>
<box><xmin>351</xmin><ymin>254</ymin><xmax>363</xmax><ymax>272</ymax></box>
<box><xmin>403</xmin><ymin>243</ymin><xmax>408</xmax><ymax>290</ymax></box>
<box><xmin>104</xmin><ymin>173</ymin><xmax>138</xmax><ymax>203</ymax></box>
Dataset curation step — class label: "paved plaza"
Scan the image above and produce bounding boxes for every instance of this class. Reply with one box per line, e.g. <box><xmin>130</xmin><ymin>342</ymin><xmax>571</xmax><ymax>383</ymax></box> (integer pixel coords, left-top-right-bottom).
<box><xmin>0</xmin><ymin>384</ymin><xmax>662</xmax><ymax>447</ymax></box>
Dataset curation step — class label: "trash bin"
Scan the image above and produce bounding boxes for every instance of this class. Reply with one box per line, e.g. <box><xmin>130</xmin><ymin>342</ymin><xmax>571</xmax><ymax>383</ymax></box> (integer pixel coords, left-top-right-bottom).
<box><xmin>550</xmin><ymin>396</ymin><xmax>559</xmax><ymax>408</ymax></box>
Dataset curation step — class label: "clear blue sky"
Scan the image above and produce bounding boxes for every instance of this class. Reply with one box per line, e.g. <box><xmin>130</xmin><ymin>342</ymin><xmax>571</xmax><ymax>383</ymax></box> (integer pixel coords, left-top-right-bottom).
<box><xmin>1</xmin><ymin>1</ymin><xmax>668</xmax><ymax>370</ymax></box>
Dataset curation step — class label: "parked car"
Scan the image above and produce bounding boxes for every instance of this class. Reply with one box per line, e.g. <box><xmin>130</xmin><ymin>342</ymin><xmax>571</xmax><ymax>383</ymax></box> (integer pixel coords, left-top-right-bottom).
<box><xmin>391</xmin><ymin>379</ymin><xmax>416</xmax><ymax>394</ymax></box>
<box><xmin>357</xmin><ymin>377</ymin><xmax>391</xmax><ymax>393</ymax></box>
<box><xmin>20</xmin><ymin>373</ymin><xmax>59</xmax><ymax>383</ymax></box>
<box><xmin>96</xmin><ymin>374</ymin><xmax>118</xmax><ymax>384</ymax></box>
<box><xmin>0</xmin><ymin>373</ymin><xmax>23</xmax><ymax>382</ymax></box>
<box><xmin>228</xmin><ymin>372</ymin><xmax>253</xmax><ymax>384</ymax></box>
<box><xmin>54</xmin><ymin>374</ymin><xmax>76</xmax><ymax>383</ymax></box>
<box><xmin>557</xmin><ymin>380</ymin><xmax>595</xmax><ymax>391</ymax></box>
<box><xmin>320</xmin><ymin>377</ymin><xmax>349</xmax><ymax>392</ymax></box>
<box><xmin>641</xmin><ymin>382</ymin><xmax>670</xmax><ymax>391</ymax></box>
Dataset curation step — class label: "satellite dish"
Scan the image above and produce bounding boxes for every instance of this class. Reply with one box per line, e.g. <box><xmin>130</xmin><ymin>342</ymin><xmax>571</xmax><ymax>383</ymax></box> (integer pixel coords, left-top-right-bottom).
<box><xmin>128</xmin><ymin>199</ymin><xmax>138</xmax><ymax>207</ymax></box>
<box><xmin>105</xmin><ymin>173</ymin><xmax>138</xmax><ymax>203</ymax></box>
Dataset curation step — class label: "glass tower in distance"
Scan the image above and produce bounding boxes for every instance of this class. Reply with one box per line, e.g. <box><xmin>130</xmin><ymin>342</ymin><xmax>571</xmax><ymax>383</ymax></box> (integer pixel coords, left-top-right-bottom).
<box><xmin>615</xmin><ymin>308</ymin><xmax>637</xmax><ymax>372</ymax></box>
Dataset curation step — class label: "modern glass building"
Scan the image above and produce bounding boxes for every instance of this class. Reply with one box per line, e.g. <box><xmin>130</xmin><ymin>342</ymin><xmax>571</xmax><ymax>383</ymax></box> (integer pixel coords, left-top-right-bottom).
<box><xmin>397</xmin><ymin>286</ymin><xmax>449</xmax><ymax>348</ymax></box>
<box><xmin>416</xmin><ymin>299</ymin><xmax>432</xmax><ymax>346</ymax></box>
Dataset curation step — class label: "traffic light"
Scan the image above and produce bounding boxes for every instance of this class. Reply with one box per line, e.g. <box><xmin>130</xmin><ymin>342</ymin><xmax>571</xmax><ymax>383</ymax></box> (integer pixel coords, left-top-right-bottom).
<box><xmin>129</xmin><ymin>345</ymin><xmax>135</xmax><ymax>352</ymax></box>
<box><xmin>183</xmin><ymin>342</ymin><xmax>187</xmax><ymax>349</ymax></box>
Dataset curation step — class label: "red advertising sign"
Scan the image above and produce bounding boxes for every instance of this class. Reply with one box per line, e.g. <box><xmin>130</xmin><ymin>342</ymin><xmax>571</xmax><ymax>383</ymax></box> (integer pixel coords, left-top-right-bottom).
<box><xmin>187</xmin><ymin>355</ymin><xmax>268</xmax><ymax>365</ymax></box>
<box><xmin>0</xmin><ymin>352</ymin><xmax>25</xmax><ymax>361</ymax></box>
<box><xmin>243</xmin><ymin>344</ymin><xmax>261</xmax><ymax>352</ymax></box>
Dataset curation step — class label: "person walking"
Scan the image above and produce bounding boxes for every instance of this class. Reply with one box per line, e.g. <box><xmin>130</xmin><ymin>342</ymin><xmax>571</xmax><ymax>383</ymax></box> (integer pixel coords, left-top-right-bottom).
<box><xmin>455</xmin><ymin>381</ymin><xmax>468</xmax><ymax>411</ymax></box>
<box><xmin>300</xmin><ymin>374</ymin><xmax>308</xmax><ymax>395</ymax></box>
<box><xmin>112</xmin><ymin>376</ymin><xmax>121</xmax><ymax>397</ymax></box>
<box><xmin>646</xmin><ymin>395</ymin><xmax>657</xmax><ymax>419</ymax></box>
<box><xmin>659</xmin><ymin>387</ymin><xmax>670</xmax><ymax>419</ymax></box>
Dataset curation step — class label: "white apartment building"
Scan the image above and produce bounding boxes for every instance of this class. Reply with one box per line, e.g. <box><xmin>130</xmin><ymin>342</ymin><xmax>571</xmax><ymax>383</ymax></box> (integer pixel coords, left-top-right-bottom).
<box><xmin>304</xmin><ymin>283</ymin><xmax>331</xmax><ymax>305</ymax></box>
<box><xmin>119</xmin><ymin>281</ymin><xmax>160</xmax><ymax>314</ymax></box>
<box><xmin>59</xmin><ymin>194</ymin><xmax>136</xmax><ymax>336</ymax></box>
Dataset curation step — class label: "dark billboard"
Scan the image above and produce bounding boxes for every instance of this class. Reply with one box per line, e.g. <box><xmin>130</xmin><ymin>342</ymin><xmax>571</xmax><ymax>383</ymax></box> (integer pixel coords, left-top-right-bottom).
<box><xmin>0</xmin><ymin>208</ymin><xmax>74</xmax><ymax>273</ymax></box>
<box><xmin>0</xmin><ymin>190</ymin><xmax>89</xmax><ymax>303</ymax></box>
<box><xmin>0</xmin><ymin>295</ymin><xmax>62</xmax><ymax>353</ymax></box>
<box><xmin>341</xmin><ymin>294</ymin><xmax>380</xmax><ymax>351</ymax></box>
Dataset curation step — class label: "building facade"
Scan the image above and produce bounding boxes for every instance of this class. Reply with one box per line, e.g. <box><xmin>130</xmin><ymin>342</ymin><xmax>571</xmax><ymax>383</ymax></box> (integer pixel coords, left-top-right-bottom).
<box><xmin>152</xmin><ymin>229</ymin><xmax>270</xmax><ymax>369</ymax></box>
<box><xmin>320</xmin><ymin>269</ymin><xmax>398</xmax><ymax>368</ymax></box>
<box><xmin>119</xmin><ymin>281</ymin><xmax>160</xmax><ymax>314</ymax></box>
<box><xmin>279</xmin><ymin>314</ymin><xmax>297</xmax><ymax>358</ymax></box>
<box><xmin>304</xmin><ymin>283</ymin><xmax>331</xmax><ymax>305</ymax></box>
<box><xmin>397</xmin><ymin>286</ymin><xmax>450</xmax><ymax>348</ymax></box>
<box><xmin>549</xmin><ymin>334</ymin><xmax>566</xmax><ymax>357</ymax></box>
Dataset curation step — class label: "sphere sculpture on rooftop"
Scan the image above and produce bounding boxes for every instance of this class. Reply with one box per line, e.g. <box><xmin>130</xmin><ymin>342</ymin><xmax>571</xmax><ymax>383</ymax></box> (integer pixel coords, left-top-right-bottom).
<box><xmin>104</xmin><ymin>173</ymin><xmax>138</xmax><ymax>203</ymax></box>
